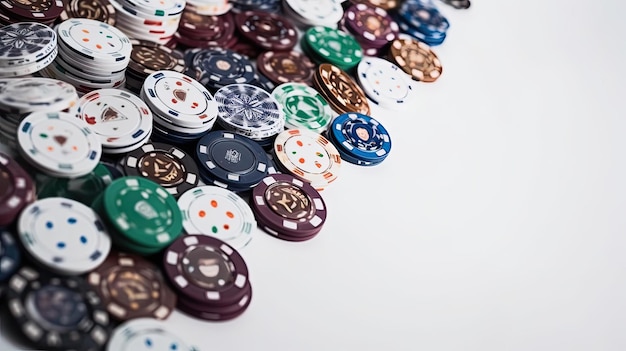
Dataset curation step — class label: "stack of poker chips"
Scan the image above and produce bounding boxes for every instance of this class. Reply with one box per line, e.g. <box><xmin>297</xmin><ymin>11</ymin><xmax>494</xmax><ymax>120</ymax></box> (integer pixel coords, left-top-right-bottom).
<box><xmin>281</xmin><ymin>0</ymin><xmax>344</xmax><ymax>28</ymax></box>
<box><xmin>0</xmin><ymin>77</ymin><xmax>79</xmax><ymax>149</ymax></box>
<box><xmin>108</xmin><ymin>0</ymin><xmax>184</xmax><ymax>45</ymax></box>
<box><xmin>339</xmin><ymin>3</ymin><xmax>399</xmax><ymax>57</ymax></box>
<box><xmin>0</xmin><ymin>153</ymin><xmax>35</xmax><ymax>227</ymax></box>
<box><xmin>140</xmin><ymin>70</ymin><xmax>219</xmax><ymax>144</ymax></box>
<box><xmin>393</xmin><ymin>0</ymin><xmax>450</xmax><ymax>46</ymax></box>
<box><xmin>174</xmin><ymin>9</ymin><xmax>236</xmax><ymax>49</ymax></box>
<box><xmin>251</xmin><ymin>174</ymin><xmax>328</xmax><ymax>242</ymax></box>
<box><xmin>41</xmin><ymin>18</ymin><xmax>131</xmax><ymax>95</ymax></box>
<box><xmin>325</xmin><ymin>112</ymin><xmax>392</xmax><ymax>166</ymax></box>
<box><xmin>125</xmin><ymin>39</ymin><xmax>186</xmax><ymax>94</ymax></box>
<box><xmin>195</xmin><ymin>131</ymin><xmax>271</xmax><ymax>192</ymax></box>
<box><xmin>0</xmin><ymin>0</ymin><xmax>64</xmax><ymax>25</ymax></box>
<box><xmin>91</xmin><ymin>177</ymin><xmax>183</xmax><ymax>255</ymax></box>
<box><xmin>231</xmin><ymin>10</ymin><xmax>298</xmax><ymax>59</ymax></box>
<box><xmin>163</xmin><ymin>235</ymin><xmax>254</xmax><ymax>321</ymax></box>
<box><xmin>0</xmin><ymin>22</ymin><xmax>58</xmax><ymax>78</ymax></box>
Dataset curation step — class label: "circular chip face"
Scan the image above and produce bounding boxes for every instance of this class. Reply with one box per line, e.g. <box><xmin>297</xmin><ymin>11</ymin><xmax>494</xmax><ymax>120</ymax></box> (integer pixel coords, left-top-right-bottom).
<box><xmin>256</xmin><ymin>50</ymin><xmax>315</xmax><ymax>85</ymax></box>
<box><xmin>163</xmin><ymin>234</ymin><xmax>250</xmax><ymax>305</ymax></box>
<box><xmin>345</xmin><ymin>3</ymin><xmax>399</xmax><ymax>44</ymax></box>
<box><xmin>196</xmin><ymin>130</ymin><xmax>269</xmax><ymax>189</ymax></box>
<box><xmin>142</xmin><ymin>70</ymin><xmax>219</xmax><ymax>128</ymax></box>
<box><xmin>17</xmin><ymin>111</ymin><xmax>102</xmax><ymax>178</ymax></box>
<box><xmin>389</xmin><ymin>37</ymin><xmax>442</xmax><ymax>82</ymax></box>
<box><xmin>103</xmin><ymin>176</ymin><xmax>183</xmax><ymax>249</ymax></box>
<box><xmin>6</xmin><ymin>267</ymin><xmax>111</xmax><ymax>351</ymax></box>
<box><xmin>215</xmin><ymin>83</ymin><xmax>284</xmax><ymax>139</ymax></box>
<box><xmin>356</xmin><ymin>57</ymin><xmax>415</xmax><ymax>109</ymax></box>
<box><xmin>316</xmin><ymin>63</ymin><xmax>370</xmax><ymax>115</ymax></box>
<box><xmin>0</xmin><ymin>230</ymin><xmax>21</xmax><ymax>282</ymax></box>
<box><xmin>127</xmin><ymin>39</ymin><xmax>185</xmax><ymax>77</ymax></box>
<box><xmin>272</xmin><ymin>82</ymin><xmax>333</xmax><ymax>133</ymax></box>
<box><xmin>284</xmin><ymin>0</ymin><xmax>344</xmax><ymax>26</ymax></box>
<box><xmin>0</xmin><ymin>77</ymin><xmax>77</xmax><ymax>113</ymax></box>
<box><xmin>17</xmin><ymin>197</ymin><xmax>112</xmax><ymax>275</ymax></box>
<box><xmin>304</xmin><ymin>26</ymin><xmax>363</xmax><ymax>69</ymax></box>
<box><xmin>178</xmin><ymin>186</ymin><xmax>256</xmax><ymax>250</ymax></box>
<box><xmin>88</xmin><ymin>251</ymin><xmax>177</xmax><ymax>321</ymax></box>
<box><xmin>56</xmin><ymin>18</ymin><xmax>132</xmax><ymax>65</ymax></box>
<box><xmin>273</xmin><ymin>128</ymin><xmax>341</xmax><ymax>190</ymax></box>
<box><xmin>123</xmin><ymin>142</ymin><xmax>199</xmax><ymax>198</ymax></box>
<box><xmin>190</xmin><ymin>47</ymin><xmax>256</xmax><ymax>88</ymax></box>
<box><xmin>329</xmin><ymin>112</ymin><xmax>392</xmax><ymax>162</ymax></box>
<box><xmin>252</xmin><ymin>174</ymin><xmax>327</xmax><ymax>238</ymax></box>
<box><xmin>234</xmin><ymin>10</ymin><xmax>298</xmax><ymax>51</ymax></box>
<box><xmin>0</xmin><ymin>22</ymin><xmax>57</xmax><ymax>66</ymax></box>
<box><xmin>107</xmin><ymin>318</ymin><xmax>198</xmax><ymax>351</ymax></box>
<box><xmin>77</xmin><ymin>88</ymin><xmax>153</xmax><ymax>149</ymax></box>
<box><xmin>400</xmin><ymin>0</ymin><xmax>450</xmax><ymax>35</ymax></box>
<box><xmin>60</xmin><ymin>0</ymin><xmax>117</xmax><ymax>25</ymax></box>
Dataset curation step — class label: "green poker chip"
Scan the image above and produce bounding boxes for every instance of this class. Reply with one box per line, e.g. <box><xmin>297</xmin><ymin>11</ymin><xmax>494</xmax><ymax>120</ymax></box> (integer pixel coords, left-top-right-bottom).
<box><xmin>303</xmin><ymin>26</ymin><xmax>363</xmax><ymax>70</ymax></box>
<box><xmin>272</xmin><ymin>82</ymin><xmax>334</xmax><ymax>134</ymax></box>
<box><xmin>103</xmin><ymin>176</ymin><xmax>183</xmax><ymax>249</ymax></box>
<box><xmin>37</xmin><ymin>163</ymin><xmax>113</xmax><ymax>206</ymax></box>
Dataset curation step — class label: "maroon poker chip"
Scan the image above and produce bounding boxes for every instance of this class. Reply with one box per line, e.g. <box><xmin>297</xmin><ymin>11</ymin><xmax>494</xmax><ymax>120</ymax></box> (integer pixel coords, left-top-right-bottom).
<box><xmin>0</xmin><ymin>0</ymin><xmax>64</xmax><ymax>22</ymax></box>
<box><xmin>234</xmin><ymin>10</ymin><xmax>298</xmax><ymax>51</ymax></box>
<box><xmin>251</xmin><ymin>174</ymin><xmax>327</xmax><ymax>241</ymax></box>
<box><xmin>0</xmin><ymin>153</ymin><xmax>35</xmax><ymax>226</ymax></box>
<box><xmin>177</xmin><ymin>284</ymin><xmax>252</xmax><ymax>322</ymax></box>
<box><xmin>163</xmin><ymin>234</ymin><xmax>251</xmax><ymax>306</ymax></box>
<box><xmin>176</xmin><ymin>281</ymin><xmax>251</xmax><ymax>315</ymax></box>
<box><xmin>344</xmin><ymin>3</ymin><xmax>399</xmax><ymax>46</ymax></box>
<box><xmin>256</xmin><ymin>50</ymin><xmax>316</xmax><ymax>85</ymax></box>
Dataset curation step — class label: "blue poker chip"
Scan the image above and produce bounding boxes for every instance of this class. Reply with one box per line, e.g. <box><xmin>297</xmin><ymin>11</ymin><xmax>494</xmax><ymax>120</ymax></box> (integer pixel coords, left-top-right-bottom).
<box><xmin>0</xmin><ymin>230</ymin><xmax>21</xmax><ymax>282</ymax></box>
<box><xmin>328</xmin><ymin>113</ymin><xmax>392</xmax><ymax>163</ymax></box>
<box><xmin>196</xmin><ymin>130</ymin><xmax>270</xmax><ymax>190</ymax></box>
<box><xmin>400</xmin><ymin>0</ymin><xmax>450</xmax><ymax>36</ymax></box>
<box><xmin>190</xmin><ymin>48</ymin><xmax>256</xmax><ymax>89</ymax></box>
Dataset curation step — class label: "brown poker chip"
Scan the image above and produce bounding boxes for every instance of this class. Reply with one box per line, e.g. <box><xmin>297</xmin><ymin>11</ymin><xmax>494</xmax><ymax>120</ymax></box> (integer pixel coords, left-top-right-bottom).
<box><xmin>87</xmin><ymin>251</ymin><xmax>177</xmax><ymax>321</ymax></box>
<box><xmin>314</xmin><ymin>63</ymin><xmax>370</xmax><ymax>115</ymax></box>
<box><xmin>256</xmin><ymin>50</ymin><xmax>316</xmax><ymax>85</ymax></box>
<box><xmin>389</xmin><ymin>37</ymin><xmax>442</xmax><ymax>83</ymax></box>
<box><xmin>59</xmin><ymin>0</ymin><xmax>117</xmax><ymax>25</ymax></box>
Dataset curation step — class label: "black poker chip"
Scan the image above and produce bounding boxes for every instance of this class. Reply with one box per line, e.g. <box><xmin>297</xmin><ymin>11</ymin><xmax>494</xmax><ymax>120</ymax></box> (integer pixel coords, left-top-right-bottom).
<box><xmin>5</xmin><ymin>266</ymin><xmax>111</xmax><ymax>350</ymax></box>
<box><xmin>121</xmin><ymin>142</ymin><xmax>200</xmax><ymax>199</ymax></box>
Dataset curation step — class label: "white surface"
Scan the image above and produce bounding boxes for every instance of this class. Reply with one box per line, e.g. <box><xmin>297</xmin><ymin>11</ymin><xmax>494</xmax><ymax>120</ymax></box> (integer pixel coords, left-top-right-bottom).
<box><xmin>3</xmin><ymin>0</ymin><xmax>626</xmax><ymax>350</ymax></box>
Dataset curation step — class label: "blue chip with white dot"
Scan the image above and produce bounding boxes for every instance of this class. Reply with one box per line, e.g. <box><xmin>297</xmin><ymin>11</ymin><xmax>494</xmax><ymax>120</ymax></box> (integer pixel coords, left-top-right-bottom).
<box><xmin>17</xmin><ymin>197</ymin><xmax>112</xmax><ymax>275</ymax></box>
<box><xmin>107</xmin><ymin>318</ymin><xmax>200</xmax><ymax>351</ymax></box>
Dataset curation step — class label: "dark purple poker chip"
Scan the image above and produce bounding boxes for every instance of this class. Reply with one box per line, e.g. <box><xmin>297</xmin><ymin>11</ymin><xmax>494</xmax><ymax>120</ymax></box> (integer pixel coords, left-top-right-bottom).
<box><xmin>176</xmin><ymin>280</ymin><xmax>251</xmax><ymax>314</ymax></box>
<box><xmin>163</xmin><ymin>234</ymin><xmax>251</xmax><ymax>307</ymax></box>
<box><xmin>251</xmin><ymin>174</ymin><xmax>327</xmax><ymax>240</ymax></box>
<box><xmin>254</xmin><ymin>212</ymin><xmax>321</xmax><ymax>242</ymax></box>
<box><xmin>234</xmin><ymin>10</ymin><xmax>298</xmax><ymax>51</ymax></box>
<box><xmin>177</xmin><ymin>284</ymin><xmax>252</xmax><ymax>321</ymax></box>
<box><xmin>0</xmin><ymin>0</ymin><xmax>64</xmax><ymax>22</ymax></box>
<box><xmin>0</xmin><ymin>152</ymin><xmax>35</xmax><ymax>226</ymax></box>
<box><xmin>344</xmin><ymin>3</ymin><xmax>399</xmax><ymax>46</ymax></box>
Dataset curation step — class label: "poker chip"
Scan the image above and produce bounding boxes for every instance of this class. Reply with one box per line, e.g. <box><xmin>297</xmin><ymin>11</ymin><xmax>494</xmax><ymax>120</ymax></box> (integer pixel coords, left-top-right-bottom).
<box><xmin>196</xmin><ymin>130</ymin><xmax>270</xmax><ymax>191</ymax></box>
<box><xmin>0</xmin><ymin>22</ymin><xmax>57</xmax><ymax>77</ymax></box>
<box><xmin>185</xmin><ymin>0</ymin><xmax>232</xmax><ymax>15</ymax></box>
<box><xmin>214</xmin><ymin>83</ymin><xmax>285</xmax><ymax>143</ymax></box>
<box><xmin>125</xmin><ymin>39</ymin><xmax>186</xmax><ymax>93</ymax></box>
<box><xmin>0</xmin><ymin>230</ymin><xmax>21</xmax><ymax>282</ymax></box>
<box><xmin>256</xmin><ymin>50</ymin><xmax>316</xmax><ymax>86</ymax></box>
<box><xmin>175</xmin><ymin>11</ymin><xmax>236</xmax><ymax>49</ymax></box>
<box><xmin>122</xmin><ymin>142</ymin><xmax>200</xmax><ymax>198</ymax></box>
<box><xmin>230</xmin><ymin>0</ymin><xmax>280</xmax><ymax>14</ymax></box>
<box><xmin>88</xmin><ymin>251</ymin><xmax>177</xmax><ymax>321</ymax></box>
<box><xmin>76</xmin><ymin>88</ymin><xmax>154</xmax><ymax>153</ymax></box>
<box><xmin>282</xmin><ymin>0</ymin><xmax>344</xmax><ymax>28</ymax></box>
<box><xmin>178</xmin><ymin>186</ymin><xmax>256</xmax><ymax>249</ymax></box>
<box><xmin>273</xmin><ymin>128</ymin><xmax>341</xmax><ymax>190</ymax></box>
<box><xmin>186</xmin><ymin>47</ymin><xmax>256</xmax><ymax>90</ymax></box>
<box><xmin>340</xmin><ymin>3</ymin><xmax>399</xmax><ymax>57</ymax></box>
<box><xmin>394</xmin><ymin>0</ymin><xmax>450</xmax><ymax>46</ymax></box>
<box><xmin>6</xmin><ymin>266</ymin><xmax>111</xmax><ymax>350</ymax></box>
<box><xmin>100</xmin><ymin>176</ymin><xmax>183</xmax><ymax>252</ymax></box>
<box><xmin>346</xmin><ymin>0</ymin><xmax>399</xmax><ymax>11</ymax></box>
<box><xmin>36</xmin><ymin>162</ymin><xmax>113</xmax><ymax>206</ymax></box>
<box><xmin>17</xmin><ymin>197</ymin><xmax>112</xmax><ymax>275</ymax></box>
<box><xmin>0</xmin><ymin>152</ymin><xmax>35</xmax><ymax>226</ymax></box>
<box><xmin>440</xmin><ymin>0</ymin><xmax>471</xmax><ymax>9</ymax></box>
<box><xmin>356</xmin><ymin>57</ymin><xmax>415</xmax><ymax>109</ymax></box>
<box><xmin>163</xmin><ymin>234</ymin><xmax>252</xmax><ymax>320</ymax></box>
<box><xmin>327</xmin><ymin>112</ymin><xmax>392</xmax><ymax>165</ymax></box>
<box><xmin>59</xmin><ymin>0</ymin><xmax>117</xmax><ymax>25</ymax></box>
<box><xmin>234</xmin><ymin>10</ymin><xmax>298</xmax><ymax>52</ymax></box>
<box><xmin>108</xmin><ymin>318</ymin><xmax>199</xmax><ymax>351</ymax></box>
<box><xmin>272</xmin><ymin>82</ymin><xmax>334</xmax><ymax>134</ymax></box>
<box><xmin>0</xmin><ymin>0</ymin><xmax>64</xmax><ymax>23</ymax></box>
<box><xmin>17</xmin><ymin>111</ymin><xmax>102</xmax><ymax>178</ymax></box>
<box><xmin>251</xmin><ymin>174</ymin><xmax>327</xmax><ymax>241</ymax></box>
<box><xmin>389</xmin><ymin>36</ymin><xmax>443</xmax><ymax>82</ymax></box>
<box><xmin>313</xmin><ymin>63</ymin><xmax>371</xmax><ymax>115</ymax></box>
<box><xmin>302</xmin><ymin>26</ymin><xmax>363</xmax><ymax>71</ymax></box>
<box><xmin>108</xmin><ymin>0</ymin><xmax>183</xmax><ymax>46</ymax></box>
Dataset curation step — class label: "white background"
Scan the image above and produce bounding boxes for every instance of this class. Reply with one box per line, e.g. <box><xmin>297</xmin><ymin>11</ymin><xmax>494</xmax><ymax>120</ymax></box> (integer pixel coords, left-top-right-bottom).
<box><xmin>3</xmin><ymin>0</ymin><xmax>626</xmax><ymax>350</ymax></box>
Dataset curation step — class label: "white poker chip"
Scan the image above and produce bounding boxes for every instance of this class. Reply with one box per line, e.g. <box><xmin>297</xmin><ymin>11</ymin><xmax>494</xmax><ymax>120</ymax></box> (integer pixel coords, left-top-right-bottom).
<box><xmin>0</xmin><ymin>77</ymin><xmax>78</xmax><ymax>114</ymax></box>
<box><xmin>356</xmin><ymin>57</ymin><xmax>415</xmax><ymax>110</ymax></box>
<box><xmin>141</xmin><ymin>70</ymin><xmax>218</xmax><ymax>129</ymax></box>
<box><xmin>0</xmin><ymin>22</ymin><xmax>57</xmax><ymax>67</ymax></box>
<box><xmin>76</xmin><ymin>88</ymin><xmax>154</xmax><ymax>151</ymax></box>
<box><xmin>178</xmin><ymin>186</ymin><xmax>256</xmax><ymax>250</ymax></box>
<box><xmin>284</xmin><ymin>0</ymin><xmax>344</xmax><ymax>27</ymax></box>
<box><xmin>17</xmin><ymin>111</ymin><xmax>102</xmax><ymax>178</ymax></box>
<box><xmin>56</xmin><ymin>18</ymin><xmax>132</xmax><ymax>68</ymax></box>
<box><xmin>17</xmin><ymin>197</ymin><xmax>112</xmax><ymax>275</ymax></box>
<box><xmin>107</xmin><ymin>318</ymin><xmax>199</xmax><ymax>351</ymax></box>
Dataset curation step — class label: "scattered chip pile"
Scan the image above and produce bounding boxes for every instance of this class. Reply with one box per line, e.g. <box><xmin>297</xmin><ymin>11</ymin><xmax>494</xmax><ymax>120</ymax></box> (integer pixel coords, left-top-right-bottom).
<box><xmin>0</xmin><ymin>78</ymin><xmax>78</xmax><ymax>149</ymax></box>
<box><xmin>393</xmin><ymin>0</ymin><xmax>450</xmax><ymax>46</ymax></box>
<box><xmin>272</xmin><ymin>82</ymin><xmax>334</xmax><ymax>133</ymax></box>
<box><xmin>163</xmin><ymin>234</ymin><xmax>253</xmax><ymax>321</ymax></box>
<box><xmin>339</xmin><ymin>3</ymin><xmax>399</xmax><ymax>57</ymax></box>
<box><xmin>41</xmin><ymin>18</ymin><xmax>132</xmax><ymax>95</ymax></box>
<box><xmin>108</xmin><ymin>0</ymin><xmax>185</xmax><ymax>45</ymax></box>
<box><xmin>0</xmin><ymin>22</ymin><xmax>57</xmax><ymax>78</ymax></box>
